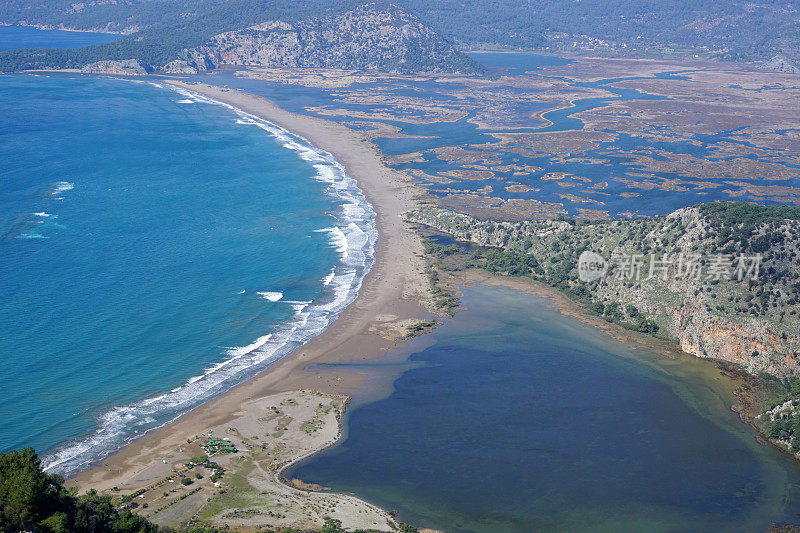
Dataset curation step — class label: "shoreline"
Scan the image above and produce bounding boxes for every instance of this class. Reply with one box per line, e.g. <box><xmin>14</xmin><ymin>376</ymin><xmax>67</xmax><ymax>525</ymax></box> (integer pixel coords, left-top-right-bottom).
<box><xmin>139</xmin><ymin>390</ymin><xmax>398</xmax><ymax>531</ymax></box>
<box><xmin>70</xmin><ymin>81</ymin><xmax>432</xmax><ymax>494</ymax></box>
<box><xmin>61</xmin><ymin>77</ymin><xmax>787</xmax><ymax>528</ymax></box>
<box><xmin>0</xmin><ymin>22</ymin><xmax>126</xmax><ymax>35</ymax></box>
<box><xmin>41</xmin><ymin>79</ymin><xmax>383</xmax><ymax>477</ymax></box>
<box><xmin>455</xmin><ymin>268</ymin><xmax>778</xmax><ymax>436</ymax></box>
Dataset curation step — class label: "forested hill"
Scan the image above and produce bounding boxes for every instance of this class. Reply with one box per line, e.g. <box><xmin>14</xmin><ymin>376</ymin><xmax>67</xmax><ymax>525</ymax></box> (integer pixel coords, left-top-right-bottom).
<box><xmin>0</xmin><ymin>1</ymin><xmax>482</xmax><ymax>74</ymax></box>
<box><xmin>401</xmin><ymin>0</ymin><xmax>800</xmax><ymax>62</ymax></box>
<box><xmin>2</xmin><ymin>0</ymin><xmax>799</xmax><ymax>63</ymax></box>
<box><xmin>409</xmin><ymin>202</ymin><xmax>800</xmax><ymax>379</ymax></box>
<box><xmin>0</xmin><ymin>0</ymin><xmax>353</xmax><ymax>35</ymax></box>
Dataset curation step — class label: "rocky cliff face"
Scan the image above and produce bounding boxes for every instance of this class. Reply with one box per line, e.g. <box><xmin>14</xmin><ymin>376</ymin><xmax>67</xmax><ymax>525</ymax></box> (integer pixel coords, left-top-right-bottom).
<box><xmin>760</xmin><ymin>54</ymin><xmax>800</xmax><ymax>74</ymax></box>
<box><xmin>161</xmin><ymin>4</ymin><xmax>481</xmax><ymax>74</ymax></box>
<box><xmin>409</xmin><ymin>204</ymin><xmax>800</xmax><ymax>377</ymax></box>
<box><xmin>81</xmin><ymin>59</ymin><xmax>149</xmax><ymax>75</ymax></box>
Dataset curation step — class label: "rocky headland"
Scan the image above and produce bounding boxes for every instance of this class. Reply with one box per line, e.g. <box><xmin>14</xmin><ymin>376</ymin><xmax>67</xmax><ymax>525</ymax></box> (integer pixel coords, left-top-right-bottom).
<box><xmin>163</xmin><ymin>4</ymin><xmax>481</xmax><ymax>75</ymax></box>
<box><xmin>409</xmin><ymin>202</ymin><xmax>800</xmax><ymax>378</ymax></box>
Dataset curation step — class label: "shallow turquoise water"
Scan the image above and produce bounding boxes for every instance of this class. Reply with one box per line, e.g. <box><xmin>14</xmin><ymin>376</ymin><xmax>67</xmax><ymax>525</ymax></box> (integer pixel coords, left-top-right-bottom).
<box><xmin>0</xmin><ymin>26</ymin><xmax>118</xmax><ymax>51</ymax></box>
<box><xmin>290</xmin><ymin>284</ymin><xmax>800</xmax><ymax>532</ymax></box>
<box><xmin>0</xmin><ymin>74</ymin><xmax>375</xmax><ymax>476</ymax></box>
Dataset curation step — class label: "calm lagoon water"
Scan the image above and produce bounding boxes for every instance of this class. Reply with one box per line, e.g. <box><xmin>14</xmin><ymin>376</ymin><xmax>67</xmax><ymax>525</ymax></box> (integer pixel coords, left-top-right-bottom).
<box><xmin>0</xmin><ymin>74</ymin><xmax>375</xmax><ymax>476</ymax></box>
<box><xmin>0</xmin><ymin>25</ymin><xmax>119</xmax><ymax>51</ymax></box>
<box><xmin>289</xmin><ymin>284</ymin><xmax>800</xmax><ymax>532</ymax></box>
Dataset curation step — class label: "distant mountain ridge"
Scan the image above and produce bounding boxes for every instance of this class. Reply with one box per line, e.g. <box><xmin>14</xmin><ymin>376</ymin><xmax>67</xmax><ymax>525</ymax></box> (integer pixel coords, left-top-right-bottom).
<box><xmin>0</xmin><ymin>1</ymin><xmax>482</xmax><ymax>74</ymax></box>
<box><xmin>2</xmin><ymin>0</ymin><xmax>798</xmax><ymax>63</ymax></box>
<box><xmin>401</xmin><ymin>0</ymin><xmax>800</xmax><ymax>62</ymax></box>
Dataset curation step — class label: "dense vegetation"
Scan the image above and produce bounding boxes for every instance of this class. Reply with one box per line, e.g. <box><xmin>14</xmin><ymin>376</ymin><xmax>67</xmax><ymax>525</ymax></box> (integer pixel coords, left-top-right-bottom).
<box><xmin>700</xmin><ymin>202</ymin><xmax>800</xmax><ymax>250</ymax></box>
<box><xmin>2</xmin><ymin>0</ymin><xmax>798</xmax><ymax>64</ymax></box>
<box><xmin>0</xmin><ymin>448</ymin><xmax>160</xmax><ymax>533</ymax></box>
<box><xmin>422</xmin><ymin>235</ymin><xmax>662</xmax><ymax>335</ymax></box>
<box><xmin>764</xmin><ymin>377</ymin><xmax>800</xmax><ymax>453</ymax></box>
<box><xmin>400</xmin><ymin>0</ymin><xmax>800</xmax><ymax>60</ymax></box>
<box><xmin>0</xmin><ymin>448</ymin><xmax>418</xmax><ymax>533</ymax></box>
<box><xmin>0</xmin><ymin>0</ymin><xmax>370</xmax><ymax>71</ymax></box>
<box><xmin>411</xmin><ymin>201</ymin><xmax>800</xmax><ymax>378</ymax></box>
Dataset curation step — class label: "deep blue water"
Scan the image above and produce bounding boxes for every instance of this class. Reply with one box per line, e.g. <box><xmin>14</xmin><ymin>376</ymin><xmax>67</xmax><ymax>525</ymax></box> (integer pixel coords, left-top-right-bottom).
<box><xmin>0</xmin><ymin>74</ymin><xmax>375</xmax><ymax>476</ymax></box>
<box><xmin>0</xmin><ymin>25</ymin><xmax>119</xmax><ymax>51</ymax></box>
<box><xmin>290</xmin><ymin>285</ymin><xmax>800</xmax><ymax>532</ymax></box>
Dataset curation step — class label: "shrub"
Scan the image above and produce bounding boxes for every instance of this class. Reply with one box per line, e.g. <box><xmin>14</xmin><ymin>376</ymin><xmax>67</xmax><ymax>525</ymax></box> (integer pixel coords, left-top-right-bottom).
<box><xmin>0</xmin><ymin>448</ymin><xmax>159</xmax><ymax>532</ymax></box>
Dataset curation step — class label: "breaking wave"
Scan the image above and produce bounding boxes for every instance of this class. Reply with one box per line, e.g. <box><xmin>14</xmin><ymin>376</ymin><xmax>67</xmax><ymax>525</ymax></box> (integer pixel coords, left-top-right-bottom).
<box><xmin>41</xmin><ymin>85</ymin><xmax>377</xmax><ymax>477</ymax></box>
<box><xmin>257</xmin><ymin>291</ymin><xmax>283</xmax><ymax>302</ymax></box>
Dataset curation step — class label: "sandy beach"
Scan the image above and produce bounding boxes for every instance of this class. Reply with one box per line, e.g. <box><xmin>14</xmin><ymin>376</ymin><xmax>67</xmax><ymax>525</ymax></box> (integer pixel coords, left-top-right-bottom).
<box><xmin>69</xmin><ymin>81</ymin><xmax>433</xmax><ymax>508</ymax></box>
<box><xmin>11</xmin><ymin>72</ymin><xmax>784</xmax><ymax>533</ymax></box>
<box><xmin>124</xmin><ymin>390</ymin><xmax>398</xmax><ymax>531</ymax></box>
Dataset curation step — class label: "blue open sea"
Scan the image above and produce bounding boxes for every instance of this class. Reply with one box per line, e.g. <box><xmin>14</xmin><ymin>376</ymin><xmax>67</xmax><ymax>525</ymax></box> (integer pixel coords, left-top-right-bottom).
<box><xmin>0</xmin><ymin>73</ymin><xmax>375</xmax><ymax>476</ymax></box>
<box><xmin>5</xmin><ymin>30</ymin><xmax>800</xmax><ymax>531</ymax></box>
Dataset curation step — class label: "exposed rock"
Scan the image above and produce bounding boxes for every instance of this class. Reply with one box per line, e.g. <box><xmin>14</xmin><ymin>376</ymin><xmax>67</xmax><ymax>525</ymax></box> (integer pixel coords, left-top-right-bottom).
<box><xmin>760</xmin><ymin>54</ymin><xmax>800</xmax><ymax>74</ymax></box>
<box><xmin>161</xmin><ymin>59</ymin><xmax>199</xmax><ymax>75</ymax></box>
<box><xmin>162</xmin><ymin>4</ymin><xmax>481</xmax><ymax>74</ymax></box>
<box><xmin>409</xmin><ymin>204</ymin><xmax>800</xmax><ymax>378</ymax></box>
<box><xmin>81</xmin><ymin>59</ymin><xmax>149</xmax><ymax>75</ymax></box>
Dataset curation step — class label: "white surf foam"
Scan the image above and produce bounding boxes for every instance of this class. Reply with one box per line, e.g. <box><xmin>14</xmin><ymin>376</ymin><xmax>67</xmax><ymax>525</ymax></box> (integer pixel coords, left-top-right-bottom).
<box><xmin>315</xmin><ymin>226</ymin><xmax>349</xmax><ymax>257</ymax></box>
<box><xmin>222</xmin><ymin>333</ymin><xmax>273</xmax><ymax>360</ymax></box>
<box><xmin>257</xmin><ymin>291</ymin><xmax>283</xmax><ymax>302</ymax></box>
<box><xmin>285</xmin><ymin>300</ymin><xmax>313</xmax><ymax>314</ymax></box>
<box><xmin>41</xmin><ymin>84</ymin><xmax>379</xmax><ymax>478</ymax></box>
<box><xmin>51</xmin><ymin>181</ymin><xmax>74</xmax><ymax>196</ymax></box>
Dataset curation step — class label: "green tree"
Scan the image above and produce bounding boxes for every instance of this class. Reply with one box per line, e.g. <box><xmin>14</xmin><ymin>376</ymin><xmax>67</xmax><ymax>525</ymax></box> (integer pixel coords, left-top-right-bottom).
<box><xmin>322</xmin><ymin>518</ymin><xmax>345</xmax><ymax>533</ymax></box>
<box><xmin>0</xmin><ymin>448</ymin><xmax>159</xmax><ymax>533</ymax></box>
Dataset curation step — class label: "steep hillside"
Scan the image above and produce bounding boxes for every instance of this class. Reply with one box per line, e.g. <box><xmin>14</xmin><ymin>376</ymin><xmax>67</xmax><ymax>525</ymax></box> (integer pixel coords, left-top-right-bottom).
<box><xmin>2</xmin><ymin>0</ymin><xmax>798</xmax><ymax>62</ymax></box>
<box><xmin>400</xmin><ymin>0</ymin><xmax>800</xmax><ymax>62</ymax></box>
<box><xmin>163</xmin><ymin>4</ymin><xmax>479</xmax><ymax>74</ymax></box>
<box><xmin>409</xmin><ymin>202</ymin><xmax>800</xmax><ymax>378</ymax></box>
<box><xmin>0</xmin><ymin>2</ymin><xmax>481</xmax><ymax>74</ymax></box>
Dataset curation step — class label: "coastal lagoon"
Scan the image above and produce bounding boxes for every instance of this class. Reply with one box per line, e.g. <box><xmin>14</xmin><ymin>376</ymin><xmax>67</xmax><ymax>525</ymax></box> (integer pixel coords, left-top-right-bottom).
<box><xmin>2</xmin><ymin>44</ymin><xmax>799</xmax><ymax>531</ymax></box>
<box><xmin>289</xmin><ymin>284</ymin><xmax>800</xmax><ymax>532</ymax></box>
<box><xmin>0</xmin><ymin>74</ymin><xmax>375</xmax><ymax>476</ymax></box>
<box><xmin>200</xmin><ymin>52</ymin><xmax>800</xmax><ymax>219</ymax></box>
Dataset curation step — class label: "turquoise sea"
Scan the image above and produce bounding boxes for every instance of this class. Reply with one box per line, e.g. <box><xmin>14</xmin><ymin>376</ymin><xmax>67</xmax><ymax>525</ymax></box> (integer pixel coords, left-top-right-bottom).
<box><xmin>0</xmin><ymin>73</ymin><xmax>375</xmax><ymax>476</ymax></box>
<box><xmin>5</xmin><ymin>30</ymin><xmax>800</xmax><ymax>531</ymax></box>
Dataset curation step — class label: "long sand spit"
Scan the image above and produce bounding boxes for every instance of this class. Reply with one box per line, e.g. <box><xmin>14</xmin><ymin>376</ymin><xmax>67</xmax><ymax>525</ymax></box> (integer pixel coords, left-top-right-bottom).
<box><xmin>69</xmin><ymin>81</ymin><xmax>431</xmax><ymax>503</ymax></box>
